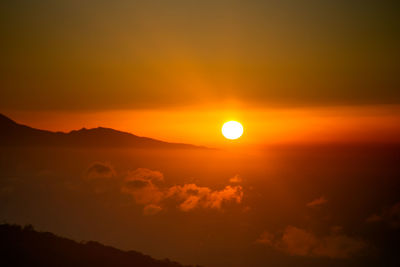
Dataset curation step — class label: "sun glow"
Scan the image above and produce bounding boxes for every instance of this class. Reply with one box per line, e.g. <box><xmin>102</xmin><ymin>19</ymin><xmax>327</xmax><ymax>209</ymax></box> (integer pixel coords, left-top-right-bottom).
<box><xmin>222</xmin><ymin>121</ymin><xmax>244</xmax><ymax>140</ymax></box>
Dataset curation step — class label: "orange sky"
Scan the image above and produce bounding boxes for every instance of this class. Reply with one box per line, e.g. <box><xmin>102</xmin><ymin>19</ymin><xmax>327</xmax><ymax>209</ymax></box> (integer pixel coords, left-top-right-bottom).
<box><xmin>4</xmin><ymin>104</ymin><xmax>400</xmax><ymax>147</ymax></box>
<box><xmin>1</xmin><ymin>1</ymin><xmax>400</xmax><ymax>148</ymax></box>
<box><xmin>2</xmin><ymin>1</ymin><xmax>400</xmax><ymax>113</ymax></box>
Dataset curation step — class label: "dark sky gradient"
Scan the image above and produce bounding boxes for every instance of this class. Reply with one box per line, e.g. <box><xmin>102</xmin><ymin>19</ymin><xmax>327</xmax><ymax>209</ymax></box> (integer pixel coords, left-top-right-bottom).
<box><xmin>1</xmin><ymin>0</ymin><xmax>400</xmax><ymax>110</ymax></box>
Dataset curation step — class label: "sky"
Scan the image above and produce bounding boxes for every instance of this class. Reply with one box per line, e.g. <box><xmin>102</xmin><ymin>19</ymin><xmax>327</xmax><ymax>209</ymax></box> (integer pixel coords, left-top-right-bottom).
<box><xmin>1</xmin><ymin>0</ymin><xmax>400</xmax><ymax>145</ymax></box>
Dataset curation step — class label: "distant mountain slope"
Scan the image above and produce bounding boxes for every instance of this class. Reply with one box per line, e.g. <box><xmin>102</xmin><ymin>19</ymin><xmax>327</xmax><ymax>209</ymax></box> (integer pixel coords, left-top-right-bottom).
<box><xmin>0</xmin><ymin>224</ymin><xmax>200</xmax><ymax>267</ymax></box>
<box><xmin>0</xmin><ymin>114</ymin><xmax>205</xmax><ymax>149</ymax></box>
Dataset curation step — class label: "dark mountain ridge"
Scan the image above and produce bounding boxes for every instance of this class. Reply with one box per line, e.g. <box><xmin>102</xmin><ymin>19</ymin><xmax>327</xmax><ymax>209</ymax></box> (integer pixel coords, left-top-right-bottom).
<box><xmin>0</xmin><ymin>224</ymin><xmax>200</xmax><ymax>267</ymax></box>
<box><xmin>0</xmin><ymin>113</ymin><xmax>206</xmax><ymax>149</ymax></box>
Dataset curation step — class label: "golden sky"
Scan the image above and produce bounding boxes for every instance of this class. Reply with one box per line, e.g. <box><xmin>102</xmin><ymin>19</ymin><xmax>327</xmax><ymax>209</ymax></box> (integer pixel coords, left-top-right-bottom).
<box><xmin>1</xmin><ymin>0</ymin><xmax>400</xmax><ymax>146</ymax></box>
<box><xmin>5</xmin><ymin>105</ymin><xmax>400</xmax><ymax>147</ymax></box>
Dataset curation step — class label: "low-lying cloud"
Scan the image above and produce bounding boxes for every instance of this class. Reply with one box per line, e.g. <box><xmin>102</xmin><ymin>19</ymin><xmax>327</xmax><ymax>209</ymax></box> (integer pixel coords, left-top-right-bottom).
<box><xmin>121</xmin><ymin>169</ymin><xmax>164</xmax><ymax>206</ymax></box>
<box><xmin>126</xmin><ymin>168</ymin><xmax>164</xmax><ymax>184</ymax></box>
<box><xmin>229</xmin><ymin>175</ymin><xmax>242</xmax><ymax>184</ymax></box>
<box><xmin>306</xmin><ymin>196</ymin><xmax>327</xmax><ymax>208</ymax></box>
<box><xmin>256</xmin><ymin>226</ymin><xmax>366</xmax><ymax>259</ymax></box>
<box><xmin>122</xmin><ymin>171</ymin><xmax>243</xmax><ymax>213</ymax></box>
<box><xmin>366</xmin><ymin>201</ymin><xmax>400</xmax><ymax>228</ymax></box>
<box><xmin>86</xmin><ymin>163</ymin><xmax>244</xmax><ymax>215</ymax></box>
<box><xmin>167</xmin><ymin>183</ymin><xmax>243</xmax><ymax>212</ymax></box>
<box><xmin>86</xmin><ymin>162</ymin><xmax>116</xmax><ymax>179</ymax></box>
<box><xmin>143</xmin><ymin>204</ymin><xmax>163</xmax><ymax>216</ymax></box>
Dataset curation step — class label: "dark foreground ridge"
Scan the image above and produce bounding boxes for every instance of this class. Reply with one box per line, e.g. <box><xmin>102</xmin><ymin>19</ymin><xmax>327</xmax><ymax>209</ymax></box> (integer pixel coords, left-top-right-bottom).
<box><xmin>0</xmin><ymin>224</ymin><xmax>201</xmax><ymax>267</ymax></box>
<box><xmin>0</xmin><ymin>113</ymin><xmax>207</xmax><ymax>149</ymax></box>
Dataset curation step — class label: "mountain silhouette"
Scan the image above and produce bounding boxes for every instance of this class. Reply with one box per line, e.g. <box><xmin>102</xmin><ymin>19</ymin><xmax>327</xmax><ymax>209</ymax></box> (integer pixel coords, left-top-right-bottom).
<box><xmin>0</xmin><ymin>114</ymin><xmax>206</xmax><ymax>149</ymax></box>
<box><xmin>0</xmin><ymin>224</ymin><xmax>201</xmax><ymax>267</ymax></box>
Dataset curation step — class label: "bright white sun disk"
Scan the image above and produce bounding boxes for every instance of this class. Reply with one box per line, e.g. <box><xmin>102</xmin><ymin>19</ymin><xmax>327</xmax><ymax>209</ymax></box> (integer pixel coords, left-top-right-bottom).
<box><xmin>222</xmin><ymin>121</ymin><xmax>243</xmax><ymax>140</ymax></box>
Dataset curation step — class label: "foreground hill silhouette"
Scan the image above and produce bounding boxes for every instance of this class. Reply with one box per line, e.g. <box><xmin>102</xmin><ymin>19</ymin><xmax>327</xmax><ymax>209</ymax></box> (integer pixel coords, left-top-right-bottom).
<box><xmin>0</xmin><ymin>224</ymin><xmax>201</xmax><ymax>267</ymax></box>
<box><xmin>0</xmin><ymin>114</ymin><xmax>205</xmax><ymax>149</ymax></box>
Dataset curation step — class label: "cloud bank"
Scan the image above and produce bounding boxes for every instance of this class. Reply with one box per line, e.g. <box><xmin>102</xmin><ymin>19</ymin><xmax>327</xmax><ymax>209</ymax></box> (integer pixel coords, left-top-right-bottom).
<box><xmin>87</xmin><ymin>164</ymin><xmax>244</xmax><ymax>215</ymax></box>
<box><xmin>122</xmin><ymin>170</ymin><xmax>243</xmax><ymax>213</ymax></box>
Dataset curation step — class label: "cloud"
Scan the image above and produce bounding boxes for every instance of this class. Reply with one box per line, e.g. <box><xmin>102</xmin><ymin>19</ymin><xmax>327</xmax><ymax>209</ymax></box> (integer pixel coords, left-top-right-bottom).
<box><xmin>86</xmin><ymin>162</ymin><xmax>116</xmax><ymax>179</ymax></box>
<box><xmin>311</xmin><ymin>232</ymin><xmax>366</xmax><ymax>259</ymax></box>
<box><xmin>279</xmin><ymin>226</ymin><xmax>318</xmax><ymax>257</ymax></box>
<box><xmin>85</xmin><ymin>162</ymin><xmax>119</xmax><ymax>194</ymax></box>
<box><xmin>366</xmin><ymin>202</ymin><xmax>400</xmax><ymax>228</ymax></box>
<box><xmin>120</xmin><ymin>168</ymin><xmax>244</xmax><ymax>214</ymax></box>
<box><xmin>255</xmin><ymin>231</ymin><xmax>275</xmax><ymax>246</ymax></box>
<box><xmin>124</xmin><ymin>179</ymin><xmax>150</xmax><ymax>189</ymax></box>
<box><xmin>121</xmin><ymin>169</ymin><xmax>164</xmax><ymax>206</ymax></box>
<box><xmin>126</xmin><ymin>168</ymin><xmax>164</xmax><ymax>184</ymax></box>
<box><xmin>84</xmin><ymin>165</ymin><xmax>244</xmax><ymax>214</ymax></box>
<box><xmin>307</xmin><ymin>196</ymin><xmax>327</xmax><ymax>208</ymax></box>
<box><xmin>143</xmin><ymin>204</ymin><xmax>162</xmax><ymax>216</ymax></box>
<box><xmin>229</xmin><ymin>175</ymin><xmax>242</xmax><ymax>183</ymax></box>
<box><xmin>167</xmin><ymin>184</ymin><xmax>243</xmax><ymax>211</ymax></box>
<box><xmin>256</xmin><ymin>226</ymin><xmax>366</xmax><ymax>259</ymax></box>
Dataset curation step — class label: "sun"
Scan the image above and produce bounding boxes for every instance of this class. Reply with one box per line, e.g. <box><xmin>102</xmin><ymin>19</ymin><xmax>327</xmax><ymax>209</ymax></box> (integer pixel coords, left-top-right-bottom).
<box><xmin>222</xmin><ymin>121</ymin><xmax>244</xmax><ymax>140</ymax></box>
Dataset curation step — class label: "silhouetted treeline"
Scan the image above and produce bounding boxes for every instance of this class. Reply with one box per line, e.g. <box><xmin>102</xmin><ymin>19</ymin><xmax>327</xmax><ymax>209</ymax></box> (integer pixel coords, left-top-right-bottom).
<box><xmin>0</xmin><ymin>224</ymin><xmax>202</xmax><ymax>267</ymax></box>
